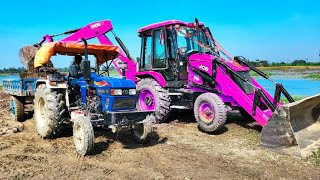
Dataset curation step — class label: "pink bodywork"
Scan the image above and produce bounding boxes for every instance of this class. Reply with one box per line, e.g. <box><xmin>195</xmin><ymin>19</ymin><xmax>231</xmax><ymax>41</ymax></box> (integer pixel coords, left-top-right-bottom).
<box><xmin>188</xmin><ymin>53</ymin><xmax>277</xmax><ymax>126</ymax></box>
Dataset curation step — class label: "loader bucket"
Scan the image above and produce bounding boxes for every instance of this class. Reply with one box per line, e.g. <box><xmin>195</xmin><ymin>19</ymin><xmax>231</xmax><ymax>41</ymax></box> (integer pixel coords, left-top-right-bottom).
<box><xmin>261</xmin><ymin>94</ymin><xmax>320</xmax><ymax>158</ymax></box>
<box><xmin>19</xmin><ymin>46</ymin><xmax>39</xmax><ymax>69</ymax></box>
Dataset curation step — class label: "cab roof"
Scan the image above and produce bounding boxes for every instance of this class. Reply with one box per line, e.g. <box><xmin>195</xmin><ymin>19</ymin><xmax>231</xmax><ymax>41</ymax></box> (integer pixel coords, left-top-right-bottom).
<box><xmin>138</xmin><ymin>20</ymin><xmax>204</xmax><ymax>33</ymax></box>
<box><xmin>34</xmin><ymin>42</ymin><xmax>120</xmax><ymax>68</ymax></box>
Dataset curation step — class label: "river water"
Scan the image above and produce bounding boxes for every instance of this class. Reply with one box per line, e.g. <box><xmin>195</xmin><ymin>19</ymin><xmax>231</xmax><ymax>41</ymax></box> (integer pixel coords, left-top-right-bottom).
<box><xmin>0</xmin><ymin>74</ymin><xmax>319</xmax><ymax>97</ymax></box>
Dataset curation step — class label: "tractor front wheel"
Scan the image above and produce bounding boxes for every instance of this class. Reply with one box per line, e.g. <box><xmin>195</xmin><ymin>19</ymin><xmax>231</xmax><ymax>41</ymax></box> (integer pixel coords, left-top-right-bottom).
<box><xmin>136</xmin><ymin>78</ymin><xmax>171</xmax><ymax>123</ymax></box>
<box><xmin>131</xmin><ymin>114</ymin><xmax>154</xmax><ymax>143</ymax></box>
<box><xmin>73</xmin><ymin>116</ymin><xmax>95</xmax><ymax>156</ymax></box>
<box><xmin>194</xmin><ymin>93</ymin><xmax>227</xmax><ymax>132</ymax></box>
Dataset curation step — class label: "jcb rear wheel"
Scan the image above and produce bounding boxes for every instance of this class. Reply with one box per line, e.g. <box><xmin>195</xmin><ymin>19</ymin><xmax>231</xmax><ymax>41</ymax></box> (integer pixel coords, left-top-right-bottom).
<box><xmin>137</xmin><ymin>78</ymin><xmax>171</xmax><ymax>123</ymax></box>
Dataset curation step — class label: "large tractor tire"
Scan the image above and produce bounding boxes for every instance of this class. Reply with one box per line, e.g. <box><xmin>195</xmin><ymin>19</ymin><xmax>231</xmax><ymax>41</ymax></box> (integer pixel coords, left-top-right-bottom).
<box><xmin>136</xmin><ymin>78</ymin><xmax>171</xmax><ymax>123</ymax></box>
<box><xmin>131</xmin><ymin>114</ymin><xmax>155</xmax><ymax>144</ymax></box>
<box><xmin>34</xmin><ymin>84</ymin><xmax>66</xmax><ymax>139</ymax></box>
<box><xmin>73</xmin><ymin>116</ymin><xmax>94</xmax><ymax>156</ymax></box>
<box><xmin>194</xmin><ymin>93</ymin><xmax>227</xmax><ymax>132</ymax></box>
<box><xmin>10</xmin><ymin>96</ymin><xmax>25</xmax><ymax>122</ymax></box>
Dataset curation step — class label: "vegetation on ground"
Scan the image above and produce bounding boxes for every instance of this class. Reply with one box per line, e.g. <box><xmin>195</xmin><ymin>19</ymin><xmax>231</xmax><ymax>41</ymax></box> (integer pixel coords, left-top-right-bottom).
<box><xmin>305</xmin><ymin>73</ymin><xmax>320</xmax><ymax>80</ymax></box>
<box><xmin>280</xmin><ymin>96</ymin><xmax>303</xmax><ymax>103</ymax></box>
<box><xmin>249</xmin><ymin>71</ymin><xmax>273</xmax><ymax>77</ymax></box>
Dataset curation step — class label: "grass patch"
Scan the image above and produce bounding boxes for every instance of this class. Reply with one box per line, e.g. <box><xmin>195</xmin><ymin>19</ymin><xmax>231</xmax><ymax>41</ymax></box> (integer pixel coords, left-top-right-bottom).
<box><xmin>316</xmin><ymin>149</ymin><xmax>320</xmax><ymax>165</ymax></box>
<box><xmin>249</xmin><ymin>71</ymin><xmax>273</xmax><ymax>77</ymax></box>
<box><xmin>0</xmin><ymin>73</ymin><xmax>15</xmax><ymax>76</ymax></box>
<box><xmin>280</xmin><ymin>96</ymin><xmax>303</xmax><ymax>103</ymax></box>
<box><xmin>305</xmin><ymin>74</ymin><xmax>320</xmax><ymax>80</ymax></box>
<box><xmin>257</xmin><ymin>66</ymin><xmax>320</xmax><ymax>71</ymax></box>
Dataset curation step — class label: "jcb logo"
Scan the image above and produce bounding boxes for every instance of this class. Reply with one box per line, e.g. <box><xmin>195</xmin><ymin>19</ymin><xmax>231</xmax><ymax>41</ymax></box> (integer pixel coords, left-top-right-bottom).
<box><xmin>90</xmin><ymin>23</ymin><xmax>101</xmax><ymax>29</ymax></box>
<box><xmin>199</xmin><ymin>65</ymin><xmax>209</xmax><ymax>72</ymax></box>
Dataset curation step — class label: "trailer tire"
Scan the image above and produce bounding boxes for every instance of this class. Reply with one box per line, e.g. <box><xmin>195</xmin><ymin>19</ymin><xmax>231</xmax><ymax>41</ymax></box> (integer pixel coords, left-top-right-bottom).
<box><xmin>34</xmin><ymin>84</ymin><xmax>66</xmax><ymax>139</ymax></box>
<box><xmin>10</xmin><ymin>96</ymin><xmax>25</xmax><ymax>122</ymax></box>
<box><xmin>194</xmin><ymin>93</ymin><xmax>227</xmax><ymax>132</ymax></box>
<box><xmin>131</xmin><ymin>115</ymin><xmax>154</xmax><ymax>144</ymax></box>
<box><xmin>137</xmin><ymin>78</ymin><xmax>171</xmax><ymax>123</ymax></box>
<box><xmin>73</xmin><ymin>116</ymin><xmax>94</xmax><ymax>156</ymax></box>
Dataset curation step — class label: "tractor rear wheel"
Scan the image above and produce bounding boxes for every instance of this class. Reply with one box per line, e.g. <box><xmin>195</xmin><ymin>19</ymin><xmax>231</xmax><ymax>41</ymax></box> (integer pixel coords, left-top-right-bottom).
<box><xmin>10</xmin><ymin>95</ymin><xmax>25</xmax><ymax>122</ymax></box>
<box><xmin>194</xmin><ymin>93</ymin><xmax>227</xmax><ymax>132</ymax></box>
<box><xmin>73</xmin><ymin>116</ymin><xmax>95</xmax><ymax>156</ymax></box>
<box><xmin>136</xmin><ymin>78</ymin><xmax>171</xmax><ymax>123</ymax></box>
<box><xmin>34</xmin><ymin>84</ymin><xmax>66</xmax><ymax>139</ymax></box>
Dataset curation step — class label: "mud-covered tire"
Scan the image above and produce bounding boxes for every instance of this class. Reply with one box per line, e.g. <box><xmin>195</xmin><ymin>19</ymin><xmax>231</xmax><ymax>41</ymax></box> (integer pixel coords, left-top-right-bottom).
<box><xmin>194</xmin><ymin>93</ymin><xmax>227</xmax><ymax>132</ymax></box>
<box><xmin>10</xmin><ymin>96</ymin><xmax>25</xmax><ymax>122</ymax></box>
<box><xmin>131</xmin><ymin>115</ymin><xmax>154</xmax><ymax>144</ymax></box>
<box><xmin>73</xmin><ymin>116</ymin><xmax>94</xmax><ymax>156</ymax></box>
<box><xmin>136</xmin><ymin>78</ymin><xmax>171</xmax><ymax>123</ymax></box>
<box><xmin>34</xmin><ymin>84</ymin><xmax>66</xmax><ymax>139</ymax></box>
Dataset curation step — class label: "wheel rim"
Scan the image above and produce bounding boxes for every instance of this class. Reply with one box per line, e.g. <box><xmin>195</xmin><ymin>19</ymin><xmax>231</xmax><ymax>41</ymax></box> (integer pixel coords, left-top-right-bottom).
<box><xmin>74</xmin><ymin>123</ymin><xmax>85</xmax><ymax>151</ymax></box>
<box><xmin>139</xmin><ymin>89</ymin><xmax>156</xmax><ymax>111</ymax></box>
<box><xmin>10</xmin><ymin>99</ymin><xmax>15</xmax><ymax>119</ymax></box>
<box><xmin>199</xmin><ymin>102</ymin><xmax>214</xmax><ymax>123</ymax></box>
<box><xmin>37</xmin><ymin>97</ymin><xmax>46</xmax><ymax>128</ymax></box>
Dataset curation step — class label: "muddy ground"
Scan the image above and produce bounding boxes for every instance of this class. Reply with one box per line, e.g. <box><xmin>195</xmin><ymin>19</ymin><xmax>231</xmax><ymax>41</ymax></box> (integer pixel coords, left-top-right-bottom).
<box><xmin>0</xmin><ymin>91</ymin><xmax>319</xmax><ymax>180</ymax></box>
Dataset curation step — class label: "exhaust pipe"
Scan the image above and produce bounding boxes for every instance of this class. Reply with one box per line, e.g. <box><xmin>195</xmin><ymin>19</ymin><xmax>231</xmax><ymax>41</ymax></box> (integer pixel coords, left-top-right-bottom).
<box><xmin>261</xmin><ymin>94</ymin><xmax>320</xmax><ymax>158</ymax></box>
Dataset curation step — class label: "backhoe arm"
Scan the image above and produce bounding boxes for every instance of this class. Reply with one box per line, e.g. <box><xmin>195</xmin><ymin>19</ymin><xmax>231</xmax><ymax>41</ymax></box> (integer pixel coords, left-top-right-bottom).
<box><xmin>36</xmin><ymin>20</ymin><xmax>137</xmax><ymax>81</ymax></box>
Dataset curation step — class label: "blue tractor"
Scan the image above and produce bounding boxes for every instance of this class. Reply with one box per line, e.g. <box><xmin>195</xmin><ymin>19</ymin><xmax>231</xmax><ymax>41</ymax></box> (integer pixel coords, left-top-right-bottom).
<box><xmin>4</xmin><ymin>40</ymin><xmax>154</xmax><ymax>156</ymax></box>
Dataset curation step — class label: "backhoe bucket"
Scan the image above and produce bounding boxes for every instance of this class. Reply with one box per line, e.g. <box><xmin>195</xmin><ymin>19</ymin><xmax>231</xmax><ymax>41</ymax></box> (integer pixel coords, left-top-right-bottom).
<box><xmin>261</xmin><ymin>94</ymin><xmax>320</xmax><ymax>158</ymax></box>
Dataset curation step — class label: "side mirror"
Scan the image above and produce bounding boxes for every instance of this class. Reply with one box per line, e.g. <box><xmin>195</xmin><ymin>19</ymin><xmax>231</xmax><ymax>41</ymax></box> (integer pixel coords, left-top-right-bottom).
<box><xmin>82</xmin><ymin>38</ymin><xmax>91</xmax><ymax>82</ymax></box>
<box><xmin>82</xmin><ymin>60</ymin><xmax>91</xmax><ymax>81</ymax></box>
<box><xmin>118</xmin><ymin>62</ymin><xmax>128</xmax><ymax>78</ymax></box>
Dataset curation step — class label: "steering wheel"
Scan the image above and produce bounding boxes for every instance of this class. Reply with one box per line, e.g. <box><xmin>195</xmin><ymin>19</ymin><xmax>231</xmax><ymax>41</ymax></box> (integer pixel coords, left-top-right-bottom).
<box><xmin>186</xmin><ymin>49</ymin><xmax>199</xmax><ymax>55</ymax></box>
<box><xmin>91</xmin><ymin>68</ymin><xmax>97</xmax><ymax>72</ymax></box>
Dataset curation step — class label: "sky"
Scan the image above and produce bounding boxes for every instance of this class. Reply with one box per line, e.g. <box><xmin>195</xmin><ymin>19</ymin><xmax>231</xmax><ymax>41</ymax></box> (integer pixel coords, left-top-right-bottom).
<box><xmin>0</xmin><ymin>0</ymin><xmax>319</xmax><ymax>68</ymax></box>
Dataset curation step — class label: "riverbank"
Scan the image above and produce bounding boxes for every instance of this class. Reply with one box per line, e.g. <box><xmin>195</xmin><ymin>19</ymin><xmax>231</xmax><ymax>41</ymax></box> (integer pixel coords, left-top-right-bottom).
<box><xmin>257</xmin><ymin>66</ymin><xmax>320</xmax><ymax>71</ymax></box>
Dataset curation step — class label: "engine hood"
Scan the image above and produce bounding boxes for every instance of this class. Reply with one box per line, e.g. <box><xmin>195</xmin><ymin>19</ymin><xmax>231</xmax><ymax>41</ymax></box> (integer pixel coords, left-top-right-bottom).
<box><xmin>188</xmin><ymin>54</ymin><xmax>249</xmax><ymax>71</ymax></box>
<box><xmin>92</xmin><ymin>76</ymin><xmax>136</xmax><ymax>89</ymax></box>
<box><xmin>76</xmin><ymin>73</ymin><xmax>135</xmax><ymax>89</ymax></box>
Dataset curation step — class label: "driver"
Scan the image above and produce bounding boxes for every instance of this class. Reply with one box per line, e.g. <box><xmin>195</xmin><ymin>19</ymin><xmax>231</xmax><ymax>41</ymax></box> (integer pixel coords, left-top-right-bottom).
<box><xmin>69</xmin><ymin>55</ymin><xmax>83</xmax><ymax>78</ymax></box>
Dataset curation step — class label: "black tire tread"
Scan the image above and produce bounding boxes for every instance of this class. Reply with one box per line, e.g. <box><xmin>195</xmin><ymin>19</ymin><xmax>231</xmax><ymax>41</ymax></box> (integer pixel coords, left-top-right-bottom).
<box><xmin>194</xmin><ymin>93</ymin><xmax>227</xmax><ymax>132</ymax></box>
<box><xmin>34</xmin><ymin>84</ymin><xmax>66</xmax><ymax>138</ymax></box>
<box><xmin>136</xmin><ymin>78</ymin><xmax>171</xmax><ymax>123</ymax></box>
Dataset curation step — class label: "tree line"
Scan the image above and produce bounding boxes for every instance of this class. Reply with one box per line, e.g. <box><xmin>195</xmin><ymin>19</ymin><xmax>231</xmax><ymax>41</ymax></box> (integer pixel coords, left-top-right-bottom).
<box><xmin>246</xmin><ymin>59</ymin><xmax>320</xmax><ymax>67</ymax></box>
<box><xmin>0</xmin><ymin>65</ymin><xmax>117</xmax><ymax>74</ymax></box>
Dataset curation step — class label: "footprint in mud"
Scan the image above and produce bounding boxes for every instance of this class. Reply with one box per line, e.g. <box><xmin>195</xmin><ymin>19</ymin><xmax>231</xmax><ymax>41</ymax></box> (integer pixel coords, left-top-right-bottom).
<box><xmin>3</xmin><ymin>154</ymin><xmax>48</xmax><ymax>163</ymax></box>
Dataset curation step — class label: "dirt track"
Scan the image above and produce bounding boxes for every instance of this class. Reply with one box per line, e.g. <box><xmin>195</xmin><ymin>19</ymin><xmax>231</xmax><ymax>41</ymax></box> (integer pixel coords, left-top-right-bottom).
<box><xmin>0</xmin><ymin>92</ymin><xmax>319</xmax><ymax>179</ymax></box>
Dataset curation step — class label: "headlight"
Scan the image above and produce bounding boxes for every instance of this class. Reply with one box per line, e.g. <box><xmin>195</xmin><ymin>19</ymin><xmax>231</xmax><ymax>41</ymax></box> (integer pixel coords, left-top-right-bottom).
<box><xmin>129</xmin><ymin>89</ymin><xmax>136</xmax><ymax>95</ymax></box>
<box><xmin>111</xmin><ymin>89</ymin><xmax>122</xmax><ymax>95</ymax></box>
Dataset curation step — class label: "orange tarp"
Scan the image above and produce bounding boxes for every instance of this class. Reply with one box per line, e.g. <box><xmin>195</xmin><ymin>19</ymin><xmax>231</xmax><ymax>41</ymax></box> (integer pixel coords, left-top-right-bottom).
<box><xmin>34</xmin><ymin>42</ymin><xmax>120</xmax><ymax>68</ymax></box>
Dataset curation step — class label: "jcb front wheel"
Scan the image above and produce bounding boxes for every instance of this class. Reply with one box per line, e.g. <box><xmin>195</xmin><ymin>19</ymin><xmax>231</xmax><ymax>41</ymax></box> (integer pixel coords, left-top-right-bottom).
<box><xmin>194</xmin><ymin>93</ymin><xmax>227</xmax><ymax>132</ymax></box>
